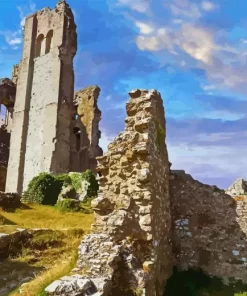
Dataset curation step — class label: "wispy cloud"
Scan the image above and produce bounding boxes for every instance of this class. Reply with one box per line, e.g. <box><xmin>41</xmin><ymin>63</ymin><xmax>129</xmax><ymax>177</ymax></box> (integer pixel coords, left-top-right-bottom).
<box><xmin>0</xmin><ymin>30</ymin><xmax>22</xmax><ymax>46</ymax></box>
<box><xmin>201</xmin><ymin>1</ymin><xmax>218</xmax><ymax>12</ymax></box>
<box><xmin>116</xmin><ymin>0</ymin><xmax>151</xmax><ymax>13</ymax></box>
<box><xmin>1</xmin><ymin>1</ymin><xmax>36</xmax><ymax>49</ymax></box>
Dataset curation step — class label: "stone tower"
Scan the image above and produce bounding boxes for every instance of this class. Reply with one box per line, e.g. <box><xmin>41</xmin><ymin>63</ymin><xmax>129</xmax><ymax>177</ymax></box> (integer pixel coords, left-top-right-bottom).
<box><xmin>5</xmin><ymin>1</ymin><xmax>77</xmax><ymax>194</ymax></box>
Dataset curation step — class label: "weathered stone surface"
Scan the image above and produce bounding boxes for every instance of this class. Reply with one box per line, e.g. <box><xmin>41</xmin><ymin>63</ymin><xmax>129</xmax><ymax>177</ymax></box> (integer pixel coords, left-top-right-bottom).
<box><xmin>58</xmin><ymin>185</ymin><xmax>77</xmax><ymax>201</ymax></box>
<box><xmin>0</xmin><ymin>192</ymin><xmax>21</xmax><ymax>210</ymax></box>
<box><xmin>45</xmin><ymin>276</ymin><xmax>95</xmax><ymax>296</ymax></box>
<box><xmin>0</xmin><ymin>125</ymin><xmax>10</xmax><ymax>169</ymax></box>
<box><xmin>91</xmin><ymin>195</ymin><xmax>114</xmax><ymax>215</ymax></box>
<box><xmin>71</xmin><ymin>86</ymin><xmax>103</xmax><ymax>174</ymax></box>
<box><xmin>6</xmin><ymin>1</ymin><xmax>77</xmax><ymax>194</ymax></box>
<box><xmin>0</xmin><ymin>166</ymin><xmax>7</xmax><ymax>192</ymax></box>
<box><xmin>0</xmin><ymin>78</ymin><xmax>16</xmax><ymax>108</ymax></box>
<box><xmin>226</xmin><ymin>178</ymin><xmax>247</xmax><ymax>196</ymax></box>
<box><xmin>170</xmin><ymin>170</ymin><xmax>247</xmax><ymax>282</ymax></box>
<box><xmin>12</xmin><ymin>64</ymin><xmax>19</xmax><ymax>85</ymax></box>
<box><xmin>47</xmin><ymin>89</ymin><xmax>172</xmax><ymax>296</ymax></box>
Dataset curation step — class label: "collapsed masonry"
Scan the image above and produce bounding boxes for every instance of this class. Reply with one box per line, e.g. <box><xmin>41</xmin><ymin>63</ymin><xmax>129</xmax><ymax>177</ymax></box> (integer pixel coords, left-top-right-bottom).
<box><xmin>72</xmin><ymin>86</ymin><xmax>103</xmax><ymax>174</ymax></box>
<box><xmin>0</xmin><ymin>78</ymin><xmax>16</xmax><ymax>191</ymax></box>
<box><xmin>46</xmin><ymin>89</ymin><xmax>173</xmax><ymax>295</ymax></box>
<box><xmin>46</xmin><ymin>89</ymin><xmax>247</xmax><ymax>295</ymax></box>
<box><xmin>170</xmin><ymin>171</ymin><xmax>247</xmax><ymax>283</ymax></box>
<box><xmin>0</xmin><ymin>1</ymin><xmax>102</xmax><ymax>194</ymax></box>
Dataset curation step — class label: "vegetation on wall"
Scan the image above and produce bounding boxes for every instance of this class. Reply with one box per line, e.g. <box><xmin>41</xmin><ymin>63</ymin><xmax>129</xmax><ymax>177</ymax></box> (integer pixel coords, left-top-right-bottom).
<box><xmin>70</xmin><ymin>169</ymin><xmax>98</xmax><ymax>197</ymax></box>
<box><xmin>81</xmin><ymin>169</ymin><xmax>99</xmax><ymax>198</ymax></box>
<box><xmin>22</xmin><ymin>170</ymin><xmax>98</xmax><ymax>206</ymax></box>
<box><xmin>22</xmin><ymin>173</ymin><xmax>71</xmax><ymax>205</ymax></box>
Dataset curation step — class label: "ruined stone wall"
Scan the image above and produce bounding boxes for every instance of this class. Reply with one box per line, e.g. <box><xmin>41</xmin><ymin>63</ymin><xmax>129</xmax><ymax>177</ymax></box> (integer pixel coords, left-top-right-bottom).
<box><xmin>71</xmin><ymin>85</ymin><xmax>103</xmax><ymax>173</ymax></box>
<box><xmin>0</xmin><ymin>126</ymin><xmax>10</xmax><ymax>191</ymax></box>
<box><xmin>46</xmin><ymin>89</ymin><xmax>172</xmax><ymax>296</ymax></box>
<box><xmin>12</xmin><ymin>64</ymin><xmax>19</xmax><ymax>85</ymax></box>
<box><xmin>171</xmin><ymin>171</ymin><xmax>247</xmax><ymax>282</ymax></box>
<box><xmin>6</xmin><ymin>1</ymin><xmax>77</xmax><ymax>194</ymax></box>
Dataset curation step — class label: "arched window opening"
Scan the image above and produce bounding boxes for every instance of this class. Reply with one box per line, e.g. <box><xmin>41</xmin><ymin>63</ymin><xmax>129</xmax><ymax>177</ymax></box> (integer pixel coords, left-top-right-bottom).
<box><xmin>45</xmin><ymin>30</ymin><xmax>53</xmax><ymax>54</ymax></box>
<box><xmin>35</xmin><ymin>34</ymin><xmax>45</xmax><ymax>57</ymax></box>
<box><xmin>73</xmin><ymin>127</ymin><xmax>81</xmax><ymax>151</ymax></box>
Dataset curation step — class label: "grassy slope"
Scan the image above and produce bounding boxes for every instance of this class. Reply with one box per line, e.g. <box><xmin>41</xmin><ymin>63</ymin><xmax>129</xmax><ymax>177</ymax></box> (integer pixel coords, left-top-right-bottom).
<box><xmin>0</xmin><ymin>203</ymin><xmax>93</xmax><ymax>231</ymax></box>
<box><xmin>0</xmin><ymin>204</ymin><xmax>94</xmax><ymax>296</ymax></box>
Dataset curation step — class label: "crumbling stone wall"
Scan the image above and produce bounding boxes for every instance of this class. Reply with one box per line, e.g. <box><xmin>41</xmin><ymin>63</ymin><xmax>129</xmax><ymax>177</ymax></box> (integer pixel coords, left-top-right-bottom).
<box><xmin>0</xmin><ymin>126</ymin><xmax>10</xmax><ymax>191</ymax></box>
<box><xmin>46</xmin><ymin>89</ymin><xmax>172</xmax><ymax>295</ymax></box>
<box><xmin>171</xmin><ymin>171</ymin><xmax>247</xmax><ymax>282</ymax></box>
<box><xmin>6</xmin><ymin>1</ymin><xmax>77</xmax><ymax>194</ymax></box>
<box><xmin>12</xmin><ymin>64</ymin><xmax>19</xmax><ymax>85</ymax></box>
<box><xmin>71</xmin><ymin>85</ymin><xmax>103</xmax><ymax>173</ymax></box>
<box><xmin>0</xmin><ymin>126</ymin><xmax>10</xmax><ymax>168</ymax></box>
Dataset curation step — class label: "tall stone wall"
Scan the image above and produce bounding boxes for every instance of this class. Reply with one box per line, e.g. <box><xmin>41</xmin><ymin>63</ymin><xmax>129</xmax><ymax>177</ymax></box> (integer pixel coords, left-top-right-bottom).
<box><xmin>171</xmin><ymin>171</ymin><xmax>247</xmax><ymax>282</ymax></box>
<box><xmin>0</xmin><ymin>126</ymin><xmax>10</xmax><ymax>191</ymax></box>
<box><xmin>71</xmin><ymin>85</ymin><xmax>103</xmax><ymax>173</ymax></box>
<box><xmin>46</xmin><ymin>89</ymin><xmax>172</xmax><ymax>296</ymax></box>
<box><xmin>6</xmin><ymin>1</ymin><xmax>77</xmax><ymax>194</ymax></box>
<box><xmin>12</xmin><ymin>64</ymin><xmax>19</xmax><ymax>85</ymax></box>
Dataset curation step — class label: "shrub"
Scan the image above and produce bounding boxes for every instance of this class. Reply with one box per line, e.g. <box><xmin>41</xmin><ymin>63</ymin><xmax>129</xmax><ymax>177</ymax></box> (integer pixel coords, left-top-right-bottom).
<box><xmin>70</xmin><ymin>170</ymin><xmax>98</xmax><ymax>199</ymax></box>
<box><xmin>54</xmin><ymin>174</ymin><xmax>71</xmax><ymax>188</ymax></box>
<box><xmin>70</xmin><ymin>173</ymin><xmax>83</xmax><ymax>191</ymax></box>
<box><xmin>81</xmin><ymin>169</ymin><xmax>99</xmax><ymax>198</ymax></box>
<box><xmin>55</xmin><ymin>198</ymin><xmax>81</xmax><ymax>213</ymax></box>
<box><xmin>22</xmin><ymin>173</ymin><xmax>70</xmax><ymax>206</ymax></box>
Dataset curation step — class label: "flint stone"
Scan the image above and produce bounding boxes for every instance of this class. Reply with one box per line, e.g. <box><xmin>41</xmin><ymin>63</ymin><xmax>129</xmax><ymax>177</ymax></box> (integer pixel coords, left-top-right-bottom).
<box><xmin>45</xmin><ymin>276</ymin><xmax>95</xmax><ymax>295</ymax></box>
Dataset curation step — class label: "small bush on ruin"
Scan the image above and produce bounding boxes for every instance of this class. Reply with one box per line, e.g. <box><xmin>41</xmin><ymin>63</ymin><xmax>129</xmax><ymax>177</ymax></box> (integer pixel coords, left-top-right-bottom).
<box><xmin>70</xmin><ymin>170</ymin><xmax>99</xmax><ymax>198</ymax></box>
<box><xmin>22</xmin><ymin>173</ymin><xmax>70</xmax><ymax>205</ymax></box>
<box><xmin>81</xmin><ymin>169</ymin><xmax>99</xmax><ymax>198</ymax></box>
<box><xmin>70</xmin><ymin>172</ymin><xmax>83</xmax><ymax>191</ymax></box>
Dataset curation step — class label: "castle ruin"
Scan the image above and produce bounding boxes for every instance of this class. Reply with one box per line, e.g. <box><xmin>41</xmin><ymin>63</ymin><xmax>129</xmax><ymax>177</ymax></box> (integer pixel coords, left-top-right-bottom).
<box><xmin>0</xmin><ymin>1</ymin><xmax>102</xmax><ymax>194</ymax></box>
<box><xmin>1</xmin><ymin>1</ymin><xmax>247</xmax><ymax>296</ymax></box>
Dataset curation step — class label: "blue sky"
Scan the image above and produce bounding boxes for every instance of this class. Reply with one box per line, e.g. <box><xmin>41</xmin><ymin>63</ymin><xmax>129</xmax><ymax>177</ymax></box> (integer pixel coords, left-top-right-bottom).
<box><xmin>1</xmin><ymin>0</ymin><xmax>247</xmax><ymax>189</ymax></box>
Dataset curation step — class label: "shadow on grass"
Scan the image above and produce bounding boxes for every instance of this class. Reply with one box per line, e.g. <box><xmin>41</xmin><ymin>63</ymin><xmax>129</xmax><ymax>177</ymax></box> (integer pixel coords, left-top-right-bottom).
<box><xmin>164</xmin><ymin>268</ymin><xmax>247</xmax><ymax>296</ymax></box>
<box><xmin>0</xmin><ymin>213</ymin><xmax>16</xmax><ymax>225</ymax></box>
<box><xmin>0</xmin><ymin>259</ymin><xmax>44</xmax><ymax>296</ymax></box>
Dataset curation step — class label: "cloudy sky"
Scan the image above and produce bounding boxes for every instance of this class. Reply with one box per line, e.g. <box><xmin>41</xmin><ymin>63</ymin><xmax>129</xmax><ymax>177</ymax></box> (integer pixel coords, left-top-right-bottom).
<box><xmin>0</xmin><ymin>0</ymin><xmax>247</xmax><ymax>189</ymax></box>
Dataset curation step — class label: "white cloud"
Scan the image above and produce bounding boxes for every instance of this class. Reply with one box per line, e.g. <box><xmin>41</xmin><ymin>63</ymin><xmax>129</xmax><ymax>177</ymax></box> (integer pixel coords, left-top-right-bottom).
<box><xmin>29</xmin><ymin>0</ymin><xmax>36</xmax><ymax>12</ymax></box>
<box><xmin>201</xmin><ymin>1</ymin><xmax>218</xmax><ymax>11</ymax></box>
<box><xmin>0</xmin><ymin>30</ymin><xmax>22</xmax><ymax>46</ymax></box>
<box><xmin>17</xmin><ymin>1</ymin><xmax>36</xmax><ymax>28</ymax></box>
<box><xmin>118</xmin><ymin>0</ymin><xmax>150</xmax><ymax>13</ymax></box>
<box><xmin>2</xmin><ymin>2</ymin><xmax>36</xmax><ymax>48</ymax></box>
<box><xmin>168</xmin><ymin>142</ymin><xmax>247</xmax><ymax>188</ymax></box>
<box><xmin>7</xmin><ymin>38</ymin><xmax>22</xmax><ymax>45</ymax></box>
<box><xmin>170</xmin><ymin>2</ymin><xmax>201</xmax><ymax>19</ymax></box>
<box><xmin>99</xmin><ymin>131</ymin><xmax>114</xmax><ymax>152</ymax></box>
<box><xmin>136</xmin><ymin>23</ymin><xmax>217</xmax><ymax>64</ymax></box>
<box><xmin>172</xmin><ymin>19</ymin><xmax>183</xmax><ymax>24</ymax></box>
<box><xmin>202</xmin><ymin>84</ymin><xmax>216</xmax><ymax>91</ymax></box>
<box><xmin>135</xmin><ymin>21</ymin><xmax>154</xmax><ymax>34</ymax></box>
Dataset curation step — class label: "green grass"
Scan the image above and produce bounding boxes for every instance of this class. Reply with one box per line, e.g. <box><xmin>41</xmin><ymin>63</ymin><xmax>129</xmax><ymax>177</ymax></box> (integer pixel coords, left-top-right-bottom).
<box><xmin>0</xmin><ymin>203</ymin><xmax>93</xmax><ymax>296</ymax></box>
<box><xmin>0</xmin><ymin>203</ymin><xmax>93</xmax><ymax>231</ymax></box>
